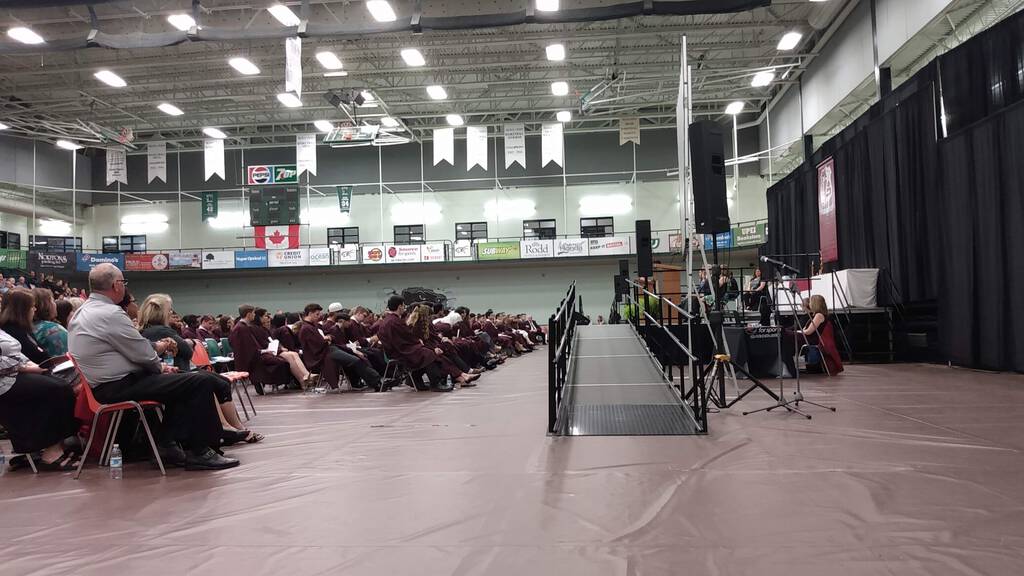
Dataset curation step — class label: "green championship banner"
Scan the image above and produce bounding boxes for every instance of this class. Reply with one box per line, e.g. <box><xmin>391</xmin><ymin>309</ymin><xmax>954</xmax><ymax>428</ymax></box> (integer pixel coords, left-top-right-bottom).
<box><xmin>337</xmin><ymin>186</ymin><xmax>353</xmax><ymax>213</ymax></box>
<box><xmin>202</xmin><ymin>191</ymin><xmax>219</xmax><ymax>221</ymax></box>
<box><xmin>0</xmin><ymin>248</ymin><xmax>28</xmax><ymax>269</ymax></box>
<box><xmin>476</xmin><ymin>241</ymin><xmax>521</xmax><ymax>261</ymax></box>
<box><xmin>732</xmin><ymin>222</ymin><xmax>767</xmax><ymax>247</ymax></box>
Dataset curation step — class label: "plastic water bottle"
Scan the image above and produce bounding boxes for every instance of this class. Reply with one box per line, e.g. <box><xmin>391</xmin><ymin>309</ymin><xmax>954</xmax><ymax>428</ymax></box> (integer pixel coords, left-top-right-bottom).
<box><xmin>163</xmin><ymin>353</ymin><xmax>174</xmax><ymax>368</ymax></box>
<box><xmin>0</xmin><ymin>447</ymin><xmax>6</xmax><ymax>477</ymax></box>
<box><xmin>109</xmin><ymin>444</ymin><xmax>123</xmax><ymax>480</ymax></box>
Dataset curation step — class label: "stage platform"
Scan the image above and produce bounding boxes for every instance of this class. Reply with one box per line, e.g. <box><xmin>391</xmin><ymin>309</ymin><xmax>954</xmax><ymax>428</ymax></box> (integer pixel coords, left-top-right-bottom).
<box><xmin>4</xmin><ymin>353</ymin><xmax>1024</xmax><ymax>575</ymax></box>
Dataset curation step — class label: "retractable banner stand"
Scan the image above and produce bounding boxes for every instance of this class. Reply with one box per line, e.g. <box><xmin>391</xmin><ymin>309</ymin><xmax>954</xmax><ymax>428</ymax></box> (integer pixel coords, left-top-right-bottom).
<box><xmin>503</xmin><ymin>123</ymin><xmax>526</xmax><ymax>169</ymax></box>
<box><xmin>466</xmin><ymin>126</ymin><xmax>488</xmax><ymax>171</ymax></box>
<box><xmin>106</xmin><ymin>148</ymin><xmax>127</xmax><ymax>185</ymax></box>
<box><xmin>147</xmin><ymin>141</ymin><xmax>166</xmax><ymax>183</ymax></box>
<box><xmin>433</xmin><ymin>128</ymin><xmax>454</xmax><ymax>166</ymax></box>
<box><xmin>541</xmin><ymin>122</ymin><xmax>563</xmax><ymax>167</ymax></box>
<box><xmin>619</xmin><ymin>117</ymin><xmax>640</xmax><ymax>146</ymax></box>
<box><xmin>296</xmin><ymin>134</ymin><xmax>317</xmax><ymax>176</ymax></box>
<box><xmin>204</xmin><ymin>138</ymin><xmax>225</xmax><ymax>181</ymax></box>
<box><xmin>817</xmin><ymin>157</ymin><xmax>839</xmax><ymax>263</ymax></box>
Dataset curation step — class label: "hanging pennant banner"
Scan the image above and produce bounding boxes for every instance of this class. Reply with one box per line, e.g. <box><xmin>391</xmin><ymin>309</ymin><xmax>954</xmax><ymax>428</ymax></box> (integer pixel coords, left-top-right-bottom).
<box><xmin>285</xmin><ymin>36</ymin><xmax>302</xmax><ymax>98</ymax></box>
<box><xmin>433</xmin><ymin>128</ymin><xmax>454</xmax><ymax>166</ymax></box>
<box><xmin>503</xmin><ymin>123</ymin><xmax>525</xmax><ymax>169</ymax></box>
<box><xmin>147</xmin><ymin>141</ymin><xmax>166</xmax><ymax>183</ymax></box>
<box><xmin>337</xmin><ymin>186</ymin><xmax>353</xmax><ymax>213</ymax></box>
<box><xmin>817</xmin><ymin>157</ymin><xmax>839</xmax><ymax>263</ymax></box>
<box><xmin>202</xmin><ymin>191</ymin><xmax>219</xmax><ymax>221</ymax></box>
<box><xmin>619</xmin><ymin>117</ymin><xmax>640</xmax><ymax>146</ymax></box>
<box><xmin>106</xmin><ymin>148</ymin><xmax>127</xmax><ymax>185</ymax></box>
<box><xmin>296</xmin><ymin>133</ymin><xmax>317</xmax><ymax>176</ymax></box>
<box><xmin>204</xmin><ymin>138</ymin><xmax>225</xmax><ymax>181</ymax></box>
<box><xmin>466</xmin><ymin>126</ymin><xmax>488</xmax><ymax>171</ymax></box>
<box><xmin>541</xmin><ymin>122</ymin><xmax>563</xmax><ymax>168</ymax></box>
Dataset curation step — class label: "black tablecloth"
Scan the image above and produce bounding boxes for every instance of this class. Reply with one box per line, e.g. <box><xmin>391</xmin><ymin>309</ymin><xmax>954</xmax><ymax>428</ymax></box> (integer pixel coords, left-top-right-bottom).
<box><xmin>724</xmin><ymin>326</ymin><xmax>796</xmax><ymax>379</ymax></box>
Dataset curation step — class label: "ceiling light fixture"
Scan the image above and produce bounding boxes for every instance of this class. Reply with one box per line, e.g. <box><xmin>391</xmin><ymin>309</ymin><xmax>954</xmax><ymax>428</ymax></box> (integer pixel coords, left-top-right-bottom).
<box><xmin>751</xmin><ymin>71</ymin><xmax>775</xmax><ymax>87</ymax></box>
<box><xmin>94</xmin><ymin>70</ymin><xmax>127</xmax><ymax>88</ymax></box>
<box><xmin>56</xmin><ymin>140</ymin><xmax>82</xmax><ymax>150</ymax></box>
<box><xmin>38</xmin><ymin>219</ymin><xmax>72</xmax><ymax>236</ymax></box>
<box><xmin>167</xmin><ymin>14</ymin><xmax>196</xmax><ymax>31</ymax></box>
<box><xmin>426</xmin><ymin>85</ymin><xmax>448</xmax><ymax>100</ymax></box>
<box><xmin>7</xmin><ymin>27</ymin><xmax>44</xmax><ymax>45</ymax></box>
<box><xmin>157</xmin><ymin>103</ymin><xmax>184</xmax><ymax>116</ymax></box>
<box><xmin>366</xmin><ymin>0</ymin><xmax>397</xmax><ymax>22</ymax></box>
<box><xmin>203</xmin><ymin>127</ymin><xmax>227</xmax><ymax>139</ymax></box>
<box><xmin>556</xmin><ymin>110</ymin><xmax>571</xmax><ymax>122</ymax></box>
<box><xmin>401</xmin><ymin>48</ymin><xmax>425</xmax><ymax>67</ymax></box>
<box><xmin>0</xmin><ymin>122</ymin><xmax>9</xmax><ymax>130</ymax></box>
<box><xmin>228</xmin><ymin>57</ymin><xmax>261</xmax><ymax>75</ymax></box>
<box><xmin>551</xmin><ymin>81</ymin><xmax>569</xmax><ymax>96</ymax></box>
<box><xmin>381</xmin><ymin>117</ymin><xmax>400</xmax><ymax>128</ymax></box>
<box><xmin>446</xmin><ymin>114</ymin><xmax>464</xmax><ymax>126</ymax></box>
<box><xmin>777</xmin><ymin>31</ymin><xmax>803</xmax><ymax>51</ymax></box>
<box><xmin>314</xmin><ymin>120</ymin><xmax>334</xmax><ymax>133</ymax></box>
<box><xmin>268</xmin><ymin>3</ymin><xmax>301</xmax><ymax>26</ymax></box>
<box><xmin>315</xmin><ymin>50</ymin><xmax>343</xmax><ymax>70</ymax></box>
<box><xmin>277</xmin><ymin>92</ymin><xmax>303</xmax><ymax>107</ymax></box>
<box><xmin>536</xmin><ymin>0</ymin><xmax>560</xmax><ymax>11</ymax></box>
<box><xmin>323</xmin><ymin>71</ymin><xmax>349</xmax><ymax>77</ymax></box>
<box><xmin>725</xmin><ymin>101</ymin><xmax>744</xmax><ymax>115</ymax></box>
<box><xmin>546</xmin><ymin>43</ymin><xmax>566</xmax><ymax>61</ymax></box>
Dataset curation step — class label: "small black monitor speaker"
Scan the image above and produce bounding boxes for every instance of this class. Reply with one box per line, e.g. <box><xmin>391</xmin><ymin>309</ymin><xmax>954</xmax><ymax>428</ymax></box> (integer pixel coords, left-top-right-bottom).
<box><xmin>688</xmin><ymin>121</ymin><xmax>730</xmax><ymax>234</ymax></box>
<box><xmin>635</xmin><ymin>220</ymin><xmax>653</xmax><ymax>277</ymax></box>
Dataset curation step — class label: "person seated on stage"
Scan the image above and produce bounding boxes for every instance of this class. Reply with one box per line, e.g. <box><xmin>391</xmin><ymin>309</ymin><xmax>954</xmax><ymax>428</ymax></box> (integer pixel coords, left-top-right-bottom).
<box><xmin>697</xmin><ymin>269</ymin><xmax>713</xmax><ymax>297</ymax></box>
<box><xmin>0</xmin><ymin>288</ymin><xmax>50</xmax><ymax>364</ymax></box>
<box><xmin>797</xmin><ymin>295</ymin><xmax>844</xmax><ymax>375</ymax></box>
<box><xmin>234</xmin><ymin>305</ymin><xmax>317</xmax><ymax>391</ymax></box>
<box><xmin>68</xmin><ymin>264</ymin><xmax>240</xmax><ymax>470</ymax></box>
<box><xmin>744</xmin><ymin>268</ymin><xmax>767</xmax><ymax>311</ymax></box>
<box><xmin>270</xmin><ymin>313</ymin><xmax>300</xmax><ymax>351</ymax></box>
<box><xmin>377</xmin><ymin>296</ymin><xmax>476</xmax><ymax>392</ymax></box>
<box><xmin>298</xmin><ymin>303</ymin><xmax>381</xmax><ymax>391</ymax></box>
<box><xmin>196</xmin><ymin>315</ymin><xmax>217</xmax><ymax>341</ymax></box>
<box><xmin>409</xmin><ymin>304</ymin><xmax>481</xmax><ymax>383</ymax></box>
<box><xmin>32</xmin><ymin>287</ymin><xmax>69</xmax><ymax>358</ymax></box>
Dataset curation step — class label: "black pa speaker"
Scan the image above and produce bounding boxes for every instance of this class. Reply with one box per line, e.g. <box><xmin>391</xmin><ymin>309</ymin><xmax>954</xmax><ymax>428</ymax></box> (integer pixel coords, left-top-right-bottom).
<box><xmin>618</xmin><ymin>259</ymin><xmax>630</xmax><ymax>278</ymax></box>
<box><xmin>688</xmin><ymin>121</ymin><xmax>730</xmax><ymax>234</ymax></box>
<box><xmin>635</xmin><ymin>220</ymin><xmax>653</xmax><ymax>277</ymax></box>
<box><xmin>614</xmin><ymin>274</ymin><xmax>627</xmax><ymax>302</ymax></box>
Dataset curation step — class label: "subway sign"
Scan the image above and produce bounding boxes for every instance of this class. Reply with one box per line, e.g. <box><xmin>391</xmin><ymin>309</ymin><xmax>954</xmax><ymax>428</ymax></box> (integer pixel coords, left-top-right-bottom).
<box><xmin>247</xmin><ymin>164</ymin><xmax>299</xmax><ymax>186</ymax></box>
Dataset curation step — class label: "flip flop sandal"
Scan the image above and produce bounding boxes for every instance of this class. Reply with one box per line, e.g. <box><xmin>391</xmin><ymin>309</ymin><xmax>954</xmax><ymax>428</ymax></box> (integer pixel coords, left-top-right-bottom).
<box><xmin>244</xmin><ymin>431</ymin><xmax>265</xmax><ymax>443</ymax></box>
<box><xmin>220</xmin><ymin>429</ymin><xmax>249</xmax><ymax>446</ymax></box>
<box><xmin>36</xmin><ymin>453</ymin><xmax>80</xmax><ymax>472</ymax></box>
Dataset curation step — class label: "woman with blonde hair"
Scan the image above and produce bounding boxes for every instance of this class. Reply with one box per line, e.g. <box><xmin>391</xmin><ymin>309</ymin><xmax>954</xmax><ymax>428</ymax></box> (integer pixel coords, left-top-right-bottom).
<box><xmin>799</xmin><ymin>295</ymin><xmax>843</xmax><ymax>375</ymax></box>
<box><xmin>407</xmin><ymin>305</ymin><xmax>480</xmax><ymax>387</ymax></box>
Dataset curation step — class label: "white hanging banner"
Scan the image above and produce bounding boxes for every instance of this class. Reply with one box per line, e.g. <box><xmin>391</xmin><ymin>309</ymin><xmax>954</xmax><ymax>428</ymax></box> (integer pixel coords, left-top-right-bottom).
<box><xmin>204</xmin><ymin>138</ymin><xmax>225</xmax><ymax>181</ymax></box>
<box><xmin>296</xmin><ymin>133</ymin><xmax>317</xmax><ymax>176</ymax></box>
<box><xmin>105</xmin><ymin>148</ymin><xmax>127</xmax><ymax>185</ymax></box>
<box><xmin>619</xmin><ymin>117</ymin><xmax>640</xmax><ymax>146</ymax></box>
<box><xmin>541</xmin><ymin>122</ymin><xmax>564</xmax><ymax>168</ymax></box>
<box><xmin>466</xmin><ymin>126</ymin><xmax>488</xmax><ymax>171</ymax></box>
<box><xmin>433</xmin><ymin>128</ymin><xmax>454</xmax><ymax>166</ymax></box>
<box><xmin>147</xmin><ymin>141</ymin><xmax>166</xmax><ymax>183</ymax></box>
<box><xmin>503</xmin><ymin>123</ymin><xmax>526</xmax><ymax>169</ymax></box>
<box><xmin>285</xmin><ymin>36</ymin><xmax>302</xmax><ymax>98</ymax></box>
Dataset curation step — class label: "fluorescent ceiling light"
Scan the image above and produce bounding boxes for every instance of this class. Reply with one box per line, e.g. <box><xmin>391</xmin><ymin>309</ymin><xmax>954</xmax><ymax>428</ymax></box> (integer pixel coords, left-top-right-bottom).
<box><xmin>725</xmin><ymin>101</ymin><xmax>744</xmax><ymax>115</ymax></box>
<box><xmin>94</xmin><ymin>70</ymin><xmax>127</xmax><ymax>88</ymax></box>
<box><xmin>546</xmin><ymin>43</ymin><xmax>566</xmax><ymax>61</ymax></box>
<box><xmin>446</xmin><ymin>114</ymin><xmax>464</xmax><ymax>126</ymax></box>
<box><xmin>551</xmin><ymin>81</ymin><xmax>569</xmax><ymax>96</ymax></box>
<box><xmin>56</xmin><ymin>140</ymin><xmax>82</xmax><ymax>150</ymax></box>
<box><xmin>38</xmin><ymin>219</ymin><xmax>71</xmax><ymax>236</ymax></box>
<box><xmin>157</xmin><ymin>102</ymin><xmax>184</xmax><ymax>116</ymax></box>
<box><xmin>228</xmin><ymin>57</ymin><xmax>260</xmax><ymax>75</ymax></box>
<box><xmin>167</xmin><ymin>14</ymin><xmax>196</xmax><ymax>31</ymax></box>
<box><xmin>314</xmin><ymin>120</ymin><xmax>334</xmax><ymax>133</ymax></box>
<box><xmin>0</xmin><ymin>122</ymin><xmax>9</xmax><ymax>130</ymax></box>
<box><xmin>315</xmin><ymin>50</ymin><xmax>343</xmax><ymax>70</ymax></box>
<box><xmin>360</xmin><ymin>91</ymin><xmax>376</xmax><ymax>103</ymax></box>
<box><xmin>579</xmin><ymin>194</ymin><xmax>633</xmax><ymax>216</ymax></box>
<box><xmin>556</xmin><ymin>110</ymin><xmax>571</xmax><ymax>122</ymax></box>
<box><xmin>7</xmin><ymin>27</ymin><xmax>44</xmax><ymax>45</ymax></box>
<box><xmin>777</xmin><ymin>31</ymin><xmax>803</xmax><ymax>51</ymax></box>
<box><xmin>203</xmin><ymin>127</ymin><xmax>227</xmax><ymax>139</ymax></box>
<box><xmin>366</xmin><ymin>0</ymin><xmax>397</xmax><ymax>22</ymax></box>
<box><xmin>536</xmin><ymin>0</ymin><xmax>559</xmax><ymax>11</ymax></box>
<box><xmin>381</xmin><ymin>117</ymin><xmax>400</xmax><ymax>128</ymax></box>
<box><xmin>323</xmin><ymin>71</ymin><xmax>349</xmax><ymax>77</ymax></box>
<box><xmin>426</xmin><ymin>85</ymin><xmax>448</xmax><ymax>100</ymax></box>
<box><xmin>751</xmin><ymin>71</ymin><xmax>775</xmax><ymax>87</ymax></box>
<box><xmin>401</xmin><ymin>48</ymin><xmax>425</xmax><ymax>67</ymax></box>
<box><xmin>268</xmin><ymin>3</ymin><xmax>301</xmax><ymax>26</ymax></box>
<box><xmin>277</xmin><ymin>92</ymin><xmax>303</xmax><ymax>107</ymax></box>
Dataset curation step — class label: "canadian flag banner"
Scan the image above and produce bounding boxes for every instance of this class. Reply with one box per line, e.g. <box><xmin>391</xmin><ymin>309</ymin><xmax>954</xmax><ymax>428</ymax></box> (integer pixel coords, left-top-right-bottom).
<box><xmin>255</xmin><ymin>225</ymin><xmax>300</xmax><ymax>249</ymax></box>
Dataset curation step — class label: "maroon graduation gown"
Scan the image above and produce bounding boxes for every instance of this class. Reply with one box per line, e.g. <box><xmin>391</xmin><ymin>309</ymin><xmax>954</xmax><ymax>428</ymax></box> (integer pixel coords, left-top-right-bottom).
<box><xmin>376</xmin><ymin>313</ymin><xmax>439</xmax><ymax>372</ymax></box>
<box><xmin>229</xmin><ymin>321</ymin><xmax>291</xmax><ymax>385</ymax></box>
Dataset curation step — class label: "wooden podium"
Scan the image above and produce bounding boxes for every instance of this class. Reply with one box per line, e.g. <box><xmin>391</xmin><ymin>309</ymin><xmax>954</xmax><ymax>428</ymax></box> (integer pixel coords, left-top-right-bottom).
<box><xmin>652</xmin><ymin>263</ymin><xmax>685</xmax><ymax>320</ymax></box>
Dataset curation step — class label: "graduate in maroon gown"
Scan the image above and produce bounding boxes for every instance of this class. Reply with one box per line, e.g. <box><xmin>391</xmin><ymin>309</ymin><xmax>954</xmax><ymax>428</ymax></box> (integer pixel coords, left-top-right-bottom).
<box><xmin>196</xmin><ymin>315</ymin><xmax>217</xmax><ymax>341</ymax></box>
<box><xmin>229</xmin><ymin>305</ymin><xmax>296</xmax><ymax>393</ymax></box>
<box><xmin>269</xmin><ymin>313</ymin><xmax>299</xmax><ymax>351</ymax></box>
<box><xmin>298</xmin><ymin>303</ymin><xmax>382</xmax><ymax>391</ymax></box>
<box><xmin>252</xmin><ymin>307</ymin><xmax>318</xmax><ymax>388</ymax></box>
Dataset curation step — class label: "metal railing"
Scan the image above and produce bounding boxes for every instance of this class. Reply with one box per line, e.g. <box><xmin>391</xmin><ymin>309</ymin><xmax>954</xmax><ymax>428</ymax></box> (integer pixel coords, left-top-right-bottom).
<box><xmin>548</xmin><ymin>280</ymin><xmax>580</xmax><ymax>434</ymax></box>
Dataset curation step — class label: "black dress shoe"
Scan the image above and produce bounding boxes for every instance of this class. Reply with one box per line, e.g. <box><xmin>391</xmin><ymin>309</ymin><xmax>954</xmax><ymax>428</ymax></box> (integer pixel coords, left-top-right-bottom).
<box><xmin>156</xmin><ymin>443</ymin><xmax>187</xmax><ymax>468</ymax></box>
<box><xmin>185</xmin><ymin>448</ymin><xmax>240</xmax><ymax>471</ymax></box>
<box><xmin>430</xmin><ymin>381</ymin><xmax>454</xmax><ymax>392</ymax></box>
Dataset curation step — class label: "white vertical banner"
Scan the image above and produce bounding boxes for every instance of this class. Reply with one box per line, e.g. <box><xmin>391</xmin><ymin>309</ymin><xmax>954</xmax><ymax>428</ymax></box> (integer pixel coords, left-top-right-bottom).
<box><xmin>619</xmin><ymin>117</ymin><xmax>640</xmax><ymax>146</ymax></box>
<box><xmin>105</xmin><ymin>148</ymin><xmax>127</xmax><ymax>185</ymax></box>
<box><xmin>285</xmin><ymin>36</ymin><xmax>302</xmax><ymax>98</ymax></box>
<box><xmin>466</xmin><ymin>125</ymin><xmax>488</xmax><ymax>171</ymax></box>
<box><xmin>503</xmin><ymin>123</ymin><xmax>525</xmax><ymax>169</ymax></box>
<box><xmin>541</xmin><ymin>122</ymin><xmax>563</xmax><ymax>167</ymax></box>
<box><xmin>204</xmin><ymin>138</ymin><xmax>225</xmax><ymax>181</ymax></box>
<box><xmin>433</xmin><ymin>127</ymin><xmax>454</xmax><ymax>166</ymax></box>
<box><xmin>296</xmin><ymin>133</ymin><xmax>317</xmax><ymax>176</ymax></box>
<box><xmin>147</xmin><ymin>141</ymin><xmax>166</xmax><ymax>183</ymax></box>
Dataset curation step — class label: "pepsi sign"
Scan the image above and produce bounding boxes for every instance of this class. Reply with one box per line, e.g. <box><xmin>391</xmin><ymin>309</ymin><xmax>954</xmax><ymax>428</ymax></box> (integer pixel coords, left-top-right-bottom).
<box><xmin>247</xmin><ymin>164</ymin><xmax>299</xmax><ymax>186</ymax></box>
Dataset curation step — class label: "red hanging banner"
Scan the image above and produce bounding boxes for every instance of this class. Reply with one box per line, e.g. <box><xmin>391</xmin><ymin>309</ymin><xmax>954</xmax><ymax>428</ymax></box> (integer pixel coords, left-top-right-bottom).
<box><xmin>817</xmin><ymin>157</ymin><xmax>838</xmax><ymax>263</ymax></box>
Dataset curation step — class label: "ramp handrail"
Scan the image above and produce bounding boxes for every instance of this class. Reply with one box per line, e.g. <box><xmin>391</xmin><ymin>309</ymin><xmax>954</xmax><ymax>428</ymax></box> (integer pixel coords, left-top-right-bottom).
<box><xmin>548</xmin><ymin>281</ymin><xmax>580</xmax><ymax>434</ymax></box>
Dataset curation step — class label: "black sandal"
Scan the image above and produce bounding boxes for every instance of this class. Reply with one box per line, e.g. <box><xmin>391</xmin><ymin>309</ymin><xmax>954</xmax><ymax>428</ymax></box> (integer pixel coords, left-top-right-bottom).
<box><xmin>244</xmin><ymin>431</ymin><xmax>265</xmax><ymax>444</ymax></box>
<box><xmin>220</xmin><ymin>429</ymin><xmax>249</xmax><ymax>446</ymax></box>
<box><xmin>36</xmin><ymin>452</ymin><xmax>80</xmax><ymax>472</ymax></box>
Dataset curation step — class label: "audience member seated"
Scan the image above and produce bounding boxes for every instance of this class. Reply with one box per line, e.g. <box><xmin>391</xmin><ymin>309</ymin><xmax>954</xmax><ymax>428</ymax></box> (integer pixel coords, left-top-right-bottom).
<box><xmin>744</xmin><ymin>268</ymin><xmax>767</xmax><ymax>310</ymax></box>
<box><xmin>797</xmin><ymin>295</ymin><xmax>844</xmax><ymax>375</ymax></box>
<box><xmin>181</xmin><ymin>314</ymin><xmax>200</xmax><ymax>339</ymax></box>
<box><xmin>32</xmin><ymin>287</ymin><xmax>69</xmax><ymax>358</ymax></box>
<box><xmin>0</xmin><ymin>288</ymin><xmax>50</xmax><ymax>364</ymax></box>
<box><xmin>68</xmin><ymin>264</ymin><xmax>240</xmax><ymax>470</ymax></box>
<box><xmin>298</xmin><ymin>303</ymin><xmax>382</xmax><ymax>391</ymax></box>
<box><xmin>55</xmin><ymin>299</ymin><xmax>76</xmax><ymax>329</ymax></box>
<box><xmin>196</xmin><ymin>315</ymin><xmax>217</xmax><ymax>340</ymax></box>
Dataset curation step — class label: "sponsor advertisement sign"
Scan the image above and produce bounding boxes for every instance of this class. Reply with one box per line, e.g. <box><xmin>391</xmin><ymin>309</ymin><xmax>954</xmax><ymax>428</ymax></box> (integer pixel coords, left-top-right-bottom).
<box><xmin>732</xmin><ymin>222</ymin><xmax>767</xmax><ymax>247</ymax></box>
<box><xmin>268</xmin><ymin>248</ymin><xmax>309</xmax><ymax>268</ymax></box>
<box><xmin>451</xmin><ymin>241</ymin><xmax>474</xmax><ymax>261</ymax></box>
<box><xmin>77</xmin><ymin>252</ymin><xmax>125</xmax><ymax>272</ymax></box>
<box><xmin>124</xmin><ymin>253</ymin><xmax>169</xmax><ymax>272</ymax></box>
<box><xmin>0</xmin><ymin>249</ymin><xmax>27</xmax><ymax>269</ymax></box>
<box><xmin>420</xmin><ymin>243</ymin><xmax>447</xmax><ymax>263</ymax></box>
<box><xmin>234</xmin><ymin>250</ymin><xmax>269</xmax><ymax>269</ymax></box>
<box><xmin>386</xmin><ymin>245</ymin><xmax>422</xmax><ymax>264</ymax></box>
<box><xmin>29</xmin><ymin>251</ymin><xmax>75</xmax><ymax>273</ymax></box>
<box><xmin>704</xmin><ymin>231</ymin><xmax>733</xmax><ymax>250</ymax></box>
<box><xmin>201</xmin><ymin>251</ymin><xmax>235</xmax><ymax>270</ymax></box>
<box><xmin>588</xmin><ymin>236</ymin><xmax>631</xmax><ymax>256</ymax></box>
<box><xmin>520</xmin><ymin>239</ymin><xmax>554</xmax><ymax>259</ymax></box>
<box><xmin>246</xmin><ymin>164</ymin><xmax>299</xmax><ymax>186</ymax></box>
<box><xmin>168</xmin><ymin>252</ymin><xmax>202</xmax><ymax>269</ymax></box>
<box><xmin>361</xmin><ymin>245</ymin><xmax>386</xmax><ymax>264</ymax></box>
<box><xmin>554</xmin><ymin>238</ymin><xmax>589</xmax><ymax>258</ymax></box>
<box><xmin>477</xmin><ymin>241</ymin><xmax>521</xmax><ymax>261</ymax></box>
<box><xmin>308</xmin><ymin>246</ymin><xmax>331</xmax><ymax>267</ymax></box>
<box><xmin>332</xmin><ymin>244</ymin><xmax>360</xmax><ymax>264</ymax></box>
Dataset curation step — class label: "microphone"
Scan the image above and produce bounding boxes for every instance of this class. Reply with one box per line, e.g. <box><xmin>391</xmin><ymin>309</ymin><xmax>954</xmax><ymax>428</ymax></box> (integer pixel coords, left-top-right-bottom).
<box><xmin>760</xmin><ymin>256</ymin><xmax>801</xmax><ymax>275</ymax></box>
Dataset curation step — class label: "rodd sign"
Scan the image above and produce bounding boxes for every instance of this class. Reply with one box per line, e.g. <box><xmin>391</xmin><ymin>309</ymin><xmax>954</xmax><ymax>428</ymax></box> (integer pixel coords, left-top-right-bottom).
<box><xmin>247</xmin><ymin>164</ymin><xmax>299</xmax><ymax>186</ymax></box>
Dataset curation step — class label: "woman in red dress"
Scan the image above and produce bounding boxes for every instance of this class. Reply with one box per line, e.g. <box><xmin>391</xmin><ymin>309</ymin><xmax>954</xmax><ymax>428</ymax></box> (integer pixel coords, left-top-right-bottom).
<box><xmin>799</xmin><ymin>295</ymin><xmax>844</xmax><ymax>375</ymax></box>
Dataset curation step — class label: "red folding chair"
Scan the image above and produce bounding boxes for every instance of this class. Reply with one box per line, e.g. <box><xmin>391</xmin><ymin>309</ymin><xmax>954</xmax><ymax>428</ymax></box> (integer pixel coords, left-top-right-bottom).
<box><xmin>192</xmin><ymin>345</ymin><xmax>256</xmax><ymax>420</ymax></box>
<box><xmin>69</xmin><ymin>356</ymin><xmax>166</xmax><ymax>480</ymax></box>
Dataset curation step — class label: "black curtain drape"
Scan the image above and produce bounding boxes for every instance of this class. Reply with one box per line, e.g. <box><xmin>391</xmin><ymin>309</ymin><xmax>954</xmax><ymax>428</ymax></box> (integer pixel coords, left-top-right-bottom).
<box><xmin>764</xmin><ymin>166</ymin><xmax>818</xmax><ymax>275</ymax></box>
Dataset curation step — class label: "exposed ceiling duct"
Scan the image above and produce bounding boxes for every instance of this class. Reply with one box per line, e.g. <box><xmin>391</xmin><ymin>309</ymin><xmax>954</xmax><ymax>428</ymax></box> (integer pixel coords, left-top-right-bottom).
<box><xmin>0</xmin><ymin>192</ymin><xmax>75</xmax><ymax>222</ymax></box>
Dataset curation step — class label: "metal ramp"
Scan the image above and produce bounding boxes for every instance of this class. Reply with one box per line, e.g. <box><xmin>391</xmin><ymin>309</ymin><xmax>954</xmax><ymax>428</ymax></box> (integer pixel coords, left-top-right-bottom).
<box><xmin>559</xmin><ymin>324</ymin><xmax>700</xmax><ymax>436</ymax></box>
